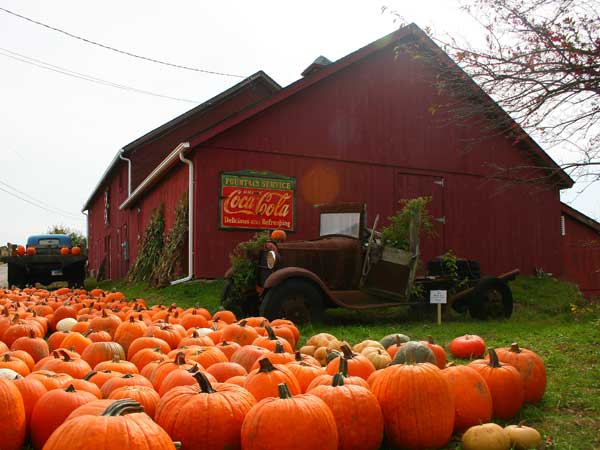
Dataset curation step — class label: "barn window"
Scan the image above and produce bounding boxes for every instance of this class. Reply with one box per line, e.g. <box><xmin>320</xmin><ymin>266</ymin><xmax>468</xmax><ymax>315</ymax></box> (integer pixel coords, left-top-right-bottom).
<box><xmin>560</xmin><ymin>215</ymin><xmax>566</xmax><ymax>236</ymax></box>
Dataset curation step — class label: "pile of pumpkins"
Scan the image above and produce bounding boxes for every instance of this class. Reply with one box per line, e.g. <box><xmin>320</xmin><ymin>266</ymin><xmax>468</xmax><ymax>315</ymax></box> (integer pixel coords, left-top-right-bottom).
<box><xmin>0</xmin><ymin>287</ymin><xmax>545</xmax><ymax>450</ymax></box>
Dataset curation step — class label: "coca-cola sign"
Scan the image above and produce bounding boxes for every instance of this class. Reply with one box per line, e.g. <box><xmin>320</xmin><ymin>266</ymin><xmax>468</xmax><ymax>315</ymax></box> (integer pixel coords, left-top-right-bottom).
<box><xmin>219</xmin><ymin>171</ymin><xmax>295</xmax><ymax>231</ymax></box>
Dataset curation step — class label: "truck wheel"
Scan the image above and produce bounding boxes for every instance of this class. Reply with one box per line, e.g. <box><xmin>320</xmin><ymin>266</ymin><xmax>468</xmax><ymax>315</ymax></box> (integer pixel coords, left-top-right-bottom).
<box><xmin>7</xmin><ymin>264</ymin><xmax>26</xmax><ymax>289</ymax></box>
<box><xmin>220</xmin><ymin>279</ymin><xmax>259</xmax><ymax>317</ymax></box>
<box><xmin>469</xmin><ymin>277</ymin><xmax>513</xmax><ymax>320</ymax></box>
<box><xmin>259</xmin><ymin>279</ymin><xmax>324</xmax><ymax>324</ymax></box>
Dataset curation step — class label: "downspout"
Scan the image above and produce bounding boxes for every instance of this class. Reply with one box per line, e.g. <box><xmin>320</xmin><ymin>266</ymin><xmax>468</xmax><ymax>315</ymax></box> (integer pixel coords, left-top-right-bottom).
<box><xmin>118</xmin><ymin>150</ymin><xmax>132</xmax><ymax>196</ymax></box>
<box><xmin>171</xmin><ymin>143</ymin><xmax>193</xmax><ymax>285</ymax></box>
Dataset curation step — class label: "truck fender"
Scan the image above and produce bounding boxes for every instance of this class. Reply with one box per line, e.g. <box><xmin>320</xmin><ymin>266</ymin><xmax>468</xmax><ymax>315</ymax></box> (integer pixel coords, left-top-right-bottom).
<box><xmin>263</xmin><ymin>267</ymin><xmax>336</xmax><ymax>304</ymax></box>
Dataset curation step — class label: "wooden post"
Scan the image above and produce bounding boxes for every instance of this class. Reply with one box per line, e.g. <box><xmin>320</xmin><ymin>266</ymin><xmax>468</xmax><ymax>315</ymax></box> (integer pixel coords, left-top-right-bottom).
<box><xmin>437</xmin><ymin>304</ymin><xmax>442</xmax><ymax>325</ymax></box>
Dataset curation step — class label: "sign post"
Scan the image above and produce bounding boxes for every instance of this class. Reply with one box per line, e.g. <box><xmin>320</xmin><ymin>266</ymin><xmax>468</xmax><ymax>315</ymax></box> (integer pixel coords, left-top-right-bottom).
<box><xmin>429</xmin><ymin>290</ymin><xmax>447</xmax><ymax>325</ymax></box>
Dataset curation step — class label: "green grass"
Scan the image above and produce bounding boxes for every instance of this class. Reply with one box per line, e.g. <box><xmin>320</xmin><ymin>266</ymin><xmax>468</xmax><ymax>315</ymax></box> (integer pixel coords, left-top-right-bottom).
<box><xmin>92</xmin><ymin>275</ymin><xmax>600</xmax><ymax>449</ymax></box>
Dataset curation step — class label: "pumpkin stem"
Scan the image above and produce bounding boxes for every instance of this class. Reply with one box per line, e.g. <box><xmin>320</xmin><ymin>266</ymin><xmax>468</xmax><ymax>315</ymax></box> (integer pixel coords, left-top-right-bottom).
<box><xmin>83</xmin><ymin>329</ymin><xmax>94</xmax><ymax>337</ymax></box>
<box><xmin>187</xmin><ymin>363</ymin><xmax>200</xmax><ymax>374</ymax></box>
<box><xmin>238</xmin><ymin>320</ymin><xmax>248</xmax><ymax>327</ymax></box>
<box><xmin>59</xmin><ymin>349</ymin><xmax>72</xmax><ymax>362</ymax></box>
<box><xmin>510</xmin><ymin>343</ymin><xmax>522</xmax><ymax>353</ymax></box>
<box><xmin>332</xmin><ymin>372</ymin><xmax>345</xmax><ymax>387</ymax></box>
<box><xmin>83</xmin><ymin>371</ymin><xmax>96</xmax><ymax>381</ymax></box>
<box><xmin>294</xmin><ymin>351</ymin><xmax>302</xmax><ymax>362</ymax></box>
<box><xmin>487</xmin><ymin>348</ymin><xmax>502</xmax><ymax>368</ymax></box>
<box><xmin>403</xmin><ymin>347</ymin><xmax>418</xmax><ymax>365</ymax></box>
<box><xmin>193</xmin><ymin>371</ymin><xmax>216</xmax><ymax>394</ymax></box>
<box><xmin>277</xmin><ymin>382</ymin><xmax>293</xmax><ymax>399</ymax></box>
<box><xmin>340</xmin><ymin>344</ymin><xmax>354</xmax><ymax>359</ymax></box>
<box><xmin>265</xmin><ymin>325</ymin><xmax>277</xmax><ymax>340</ymax></box>
<box><xmin>427</xmin><ymin>336</ymin><xmax>435</xmax><ymax>344</ymax></box>
<box><xmin>338</xmin><ymin>356</ymin><xmax>349</xmax><ymax>377</ymax></box>
<box><xmin>274</xmin><ymin>341</ymin><xmax>285</xmax><ymax>354</ymax></box>
<box><xmin>65</xmin><ymin>384</ymin><xmax>76</xmax><ymax>392</ymax></box>
<box><xmin>174</xmin><ymin>352</ymin><xmax>187</xmax><ymax>365</ymax></box>
<box><xmin>112</xmin><ymin>354</ymin><xmax>120</xmax><ymax>363</ymax></box>
<box><xmin>192</xmin><ymin>330</ymin><xmax>199</xmax><ymax>338</ymax></box>
<box><xmin>100</xmin><ymin>399</ymin><xmax>144</xmax><ymax>416</ymax></box>
<box><xmin>29</xmin><ymin>328</ymin><xmax>36</xmax><ymax>338</ymax></box>
<box><xmin>517</xmin><ymin>420</ymin><xmax>527</xmax><ymax>427</ymax></box>
<box><xmin>129</xmin><ymin>316</ymin><xmax>135</xmax><ymax>323</ymax></box>
<box><xmin>102</xmin><ymin>309</ymin><xmax>108</xmax><ymax>318</ymax></box>
<box><xmin>258</xmin><ymin>357</ymin><xmax>277</xmax><ymax>373</ymax></box>
<box><xmin>2</xmin><ymin>353</ymin><xmax>10</xmax><ymax>362</ymax></box>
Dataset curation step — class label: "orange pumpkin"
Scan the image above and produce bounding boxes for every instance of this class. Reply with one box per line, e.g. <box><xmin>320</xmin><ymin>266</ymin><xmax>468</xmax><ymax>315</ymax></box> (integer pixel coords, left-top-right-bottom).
<box><xmin>26</xmin><ymin>247</ymin><xmax>36</xmax><ymax>256</ymax></box>
<box><xmin>43</xmin><ymin>399</ymin><xmax>176</xmax><ymax>450</ymax></box>
<box><xmin>0</xmin><ymin>378</ymin><xmax>26</xmax><ymax>450</ymax></box>
<box><xmin>241</xmin><ymin>382</ymin><xmax>337</xmax><ymax>450</ymax></box>
<box><xmin>60</xmin><ymin>247</ymin><xmax>70</xmax><ymax>256</ymax></box>
<box><xmin>156</xmin><ymin>372</ymin><xmax>256</xmax><ymax>450</ymax></box>
<box><xmin>270</xmin><ymin>229</ymin><xmax>287</xmax><ymax>241</ymax></box>
<box><xmin>71</xmin><ymin>246</ymin><xmax>81</xmax><ymax>256</ymax></box>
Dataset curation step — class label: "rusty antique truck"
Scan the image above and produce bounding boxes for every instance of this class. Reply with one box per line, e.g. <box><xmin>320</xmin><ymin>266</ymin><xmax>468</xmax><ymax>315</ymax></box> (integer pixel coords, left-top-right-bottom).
<box><xmin>221</xmin><ymin>203</ymin><xmax>518</xmax><ymax>323</ymax></box>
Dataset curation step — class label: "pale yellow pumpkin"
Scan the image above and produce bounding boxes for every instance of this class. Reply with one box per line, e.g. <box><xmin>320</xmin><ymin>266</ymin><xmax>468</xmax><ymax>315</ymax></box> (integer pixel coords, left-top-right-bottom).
<box><xmin>462</xmin><ymin>423</ymin><xmax>511</xmax><ymax>450</ymax></box>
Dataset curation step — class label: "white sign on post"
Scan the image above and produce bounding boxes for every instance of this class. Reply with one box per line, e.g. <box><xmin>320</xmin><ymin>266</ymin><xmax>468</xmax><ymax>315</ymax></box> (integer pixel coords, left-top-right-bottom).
<box><xmin>429</xmin><ymin>290</ymin><xmax>447</xmax><ymax>304</ymax></box>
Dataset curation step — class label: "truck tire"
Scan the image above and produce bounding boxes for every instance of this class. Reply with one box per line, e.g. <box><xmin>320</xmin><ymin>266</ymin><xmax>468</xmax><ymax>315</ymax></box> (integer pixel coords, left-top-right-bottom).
<box><xmin>7</xmin><ymin>264</ymin><xmax>26</xmax><ymax>289</ymax></box>
<box><xmin>469</xmin><ymin>277</ymin><xmax>513</xmax><ymax>320</ymax></box>
<box><xmin>259</xmin><ymin>278</ymin><xmax>324</xmax><ymax>324</ymax></box>
<box><xmin>220</xmin><ymin>279</ymin><xmax>259</xmax><ymax>317</ymax></box>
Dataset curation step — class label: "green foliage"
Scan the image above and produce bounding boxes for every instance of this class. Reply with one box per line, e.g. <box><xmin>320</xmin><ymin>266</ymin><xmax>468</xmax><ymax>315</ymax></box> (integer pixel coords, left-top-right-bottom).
<box><xmin>151</xmin><ymin>193</ymin><xmax>189</xmax><ymax>287</ymax></box>
<box><xmin>128</xmin><ymin>204</ymin><xmax>165</xmax><ymax>283</ymax></box>
<box><xmin>83</xmin><ymin>276</ymin><xmax>98</xmax><ymax>291</ymax></box>
<box><xmin>46</xmin><ymin>225</ymin><xmax>87</xmax><ymax>249</ymax></box>
<box><xmin>98</xmin><ymin>279</ymin><xmax>223</xmax><ymax>311</ymax></box>
<box><xmin>441</xmin><ymin>249</ymin><xmax>470</xmax><ymax>294</ymax></box>
<box><xmin>222</xmin><ymin>230</ymin><xmax>271</xmax><ymax>314</ymax></box>
<box><xmin>380</xmin><ymin>197</ymin><xmax>434</xmax><ymax>250</ymax></box>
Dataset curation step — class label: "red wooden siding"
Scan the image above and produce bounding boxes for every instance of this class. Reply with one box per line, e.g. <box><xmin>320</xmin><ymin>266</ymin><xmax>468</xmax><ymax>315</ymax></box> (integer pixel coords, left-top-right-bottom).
<box><xmin>562</xmin><ymin>214</ymin><xmax>600</xmax><ymax>297</ymax></box>
<box><xmin>87</xmin><ymin>162</ymin><xmax>188</xmax><ymax>280</ymax></box>
<box><xmin>194</xmin><ymin>41</ymin><xmax>562</xmax><ymax>278</ymax></box>
<box><xmin>85</xmin><ymin>25</ymin><xmax>600</xmax><ymax>297</ymax></box>
<box><xmin>127</xmin><ymin>78</ymin><xmax>277</xmax><ymax>189</ymax></box>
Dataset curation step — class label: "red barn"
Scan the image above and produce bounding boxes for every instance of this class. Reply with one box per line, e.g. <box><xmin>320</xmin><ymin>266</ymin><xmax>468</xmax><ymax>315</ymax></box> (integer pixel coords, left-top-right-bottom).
<box><xmin>83</xmin><ymin>24</ymin><xmax>600</xmax><ymax>297</ymax></box>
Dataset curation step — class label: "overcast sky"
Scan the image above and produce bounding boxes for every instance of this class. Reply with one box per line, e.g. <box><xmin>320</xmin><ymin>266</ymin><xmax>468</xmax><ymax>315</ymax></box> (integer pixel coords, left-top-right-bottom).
<box><xmin>1</xmin><ymin>0</ymin><xmax>598</xmax><ymax>245</ymax></box>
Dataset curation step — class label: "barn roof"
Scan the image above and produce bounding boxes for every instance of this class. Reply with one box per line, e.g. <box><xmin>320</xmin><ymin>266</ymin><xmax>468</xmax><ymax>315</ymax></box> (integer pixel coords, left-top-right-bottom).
<box><xmin>184</xmin><ymin>24</ymin><xmax>573</xmax><ymax>189</ymax></box>
<box><xmin>561</xmin><ymin>202</ymin><xmax>600</xmax><ymax>234</ymax></box>
<box><xmin>82</xmin><ymin>71</ymin><xmax>280</xmax><ymax>211</ymax></box>
<box><xmin>115</xmin><ymin>23</ymin><xmax>574</xmax><ymax>210</ymax></box>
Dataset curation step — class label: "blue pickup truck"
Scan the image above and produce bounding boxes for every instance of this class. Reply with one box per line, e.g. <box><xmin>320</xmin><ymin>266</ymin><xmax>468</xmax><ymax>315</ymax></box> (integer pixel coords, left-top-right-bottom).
<box><xmin>1</xmin><ymin>234</ymin><xmax>87</xmax><ymax>288</ymax></box>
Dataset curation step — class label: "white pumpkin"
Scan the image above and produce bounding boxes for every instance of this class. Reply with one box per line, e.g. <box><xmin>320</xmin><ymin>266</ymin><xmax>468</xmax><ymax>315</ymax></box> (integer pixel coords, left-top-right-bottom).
<box><xmin>56</xmin><ymin>317</ymin><xmax>78</xmax><ymax>332</ymax></box>
<box><xmin>0</xmin><ymin>368</ymin><xmax>22</xmax><ymax>380</ymax></box>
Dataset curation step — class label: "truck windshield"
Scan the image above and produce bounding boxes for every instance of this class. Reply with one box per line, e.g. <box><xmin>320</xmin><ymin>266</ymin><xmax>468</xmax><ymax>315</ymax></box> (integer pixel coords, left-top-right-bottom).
<box><xmin>320</xmin><ymin>212</ymin><xmax>361</xmax><ymax>238</ymax></box>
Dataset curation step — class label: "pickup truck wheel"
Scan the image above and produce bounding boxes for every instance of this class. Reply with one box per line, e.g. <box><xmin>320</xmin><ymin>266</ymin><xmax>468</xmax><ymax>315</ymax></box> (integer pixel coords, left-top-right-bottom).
<box><xmin>469</xmin><ymin>277</ymin><xmax>513</xmax><ymax>320</ymax></box>
<box><xmin>259</xmin><ymin>279</ymin><xmax>324</xmax><ymax>324</ymax></box>
<box><xmin>7</xmin><ymin>264</ymin><xmax>26</xmax><ymax>289</ymax></box>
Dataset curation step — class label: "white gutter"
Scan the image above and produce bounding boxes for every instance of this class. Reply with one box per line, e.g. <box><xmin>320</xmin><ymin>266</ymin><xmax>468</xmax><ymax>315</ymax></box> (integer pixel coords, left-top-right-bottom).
<box><xmin>118</xmin><ymin>151</ymin><xmax>132</xmax><ymax>196</ymax></box>
<box><xmin>119</xmin><ymin>142</ymin><xmax>190</xmax><ymax>210</ymax></box>
<box><xmin>170</xmin><ymin>150</ymin><xmax>194</xmax><ymax>285</ymax></box>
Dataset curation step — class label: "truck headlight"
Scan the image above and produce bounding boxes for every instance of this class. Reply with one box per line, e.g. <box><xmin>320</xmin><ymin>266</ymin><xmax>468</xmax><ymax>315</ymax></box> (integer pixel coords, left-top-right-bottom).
<box><xmin>266</xmin><ymin>250</ymin><xmax>278</xmax><ymax>269</ymax></box>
